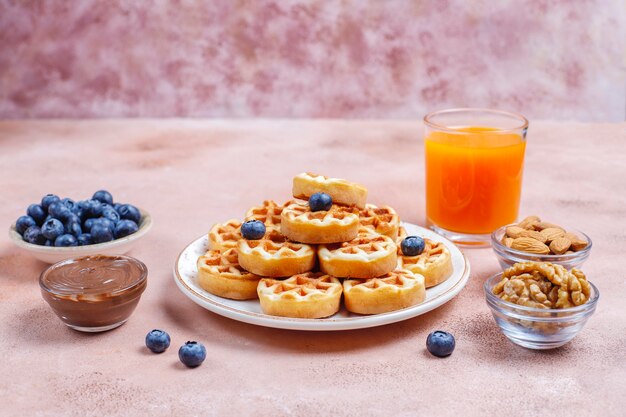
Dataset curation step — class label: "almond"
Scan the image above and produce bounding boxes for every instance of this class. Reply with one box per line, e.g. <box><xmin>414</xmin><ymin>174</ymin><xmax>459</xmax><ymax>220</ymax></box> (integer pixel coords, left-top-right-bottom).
<box><xmin>564</xmin><ymin>232</ymin><xmax>588</xmax><ymax>251</ymax></box>
<box><xmin>505</xmin><ymin>226</ymin><xmax>526</xmax><ymax>239</ymax></box>
<box><xmin>511</xmin><ymin>237</ymin><xmax>550</xmax><ymax>254</ymax></box>
<box><xmin>549</xmin><ymin>237</ymin><xmax>571</xmax><ymax>254</ymax></box>
<box><xmin>540</xmin><ymin>227</ymin><xmax>565</xmax><ymax>243</ymax></box>
<box><xmin>502</xmin><ymin>237</ymin><xmax>514</xmax><ymax>248</ymax></box>
<box><xmin>518</xmin><ymin>215</ymin><xmax>541</xmax><ymax>230</ymax></box>
<box><xmin>520</xmin><ymin>230</ymin><xmax>547</xmax><ymax>243</ymax></box>
<box><xmin>534</xmin><ymin>222</ymin><xmax>564</xmax><ymax>231</ymax></box>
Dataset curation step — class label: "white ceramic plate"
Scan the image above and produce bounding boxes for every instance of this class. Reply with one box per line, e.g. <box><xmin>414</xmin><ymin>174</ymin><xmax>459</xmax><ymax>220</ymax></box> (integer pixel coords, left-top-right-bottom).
<box><xmin>8</xmin><ymin>208</ymin><xmax>152</xmax><ymax>264</ymax></box>
<box><xmin>174</xmin><ymin>222</ymin><xmax>470</xmax><ymax>331</ymax></box>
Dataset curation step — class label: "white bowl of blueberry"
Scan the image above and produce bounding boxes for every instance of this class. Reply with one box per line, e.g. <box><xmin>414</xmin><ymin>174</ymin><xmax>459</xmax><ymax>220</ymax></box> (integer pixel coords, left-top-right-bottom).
<box><xmin>9</xmin><ymin>190</ymin><xmax>152</xmax><ymax>264</ymax></box>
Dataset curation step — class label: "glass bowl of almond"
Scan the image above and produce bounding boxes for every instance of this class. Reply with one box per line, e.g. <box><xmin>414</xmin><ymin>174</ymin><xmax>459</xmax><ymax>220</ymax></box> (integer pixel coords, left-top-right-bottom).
<box><xmin>484</xmin><ymin>261</ymin><xmax>599</xmax><ymax>349</ymax></box>
<box><xmin>491</xmin><ymin>215</ymin><xmax>592</xmax><ymax>270</ymax></box>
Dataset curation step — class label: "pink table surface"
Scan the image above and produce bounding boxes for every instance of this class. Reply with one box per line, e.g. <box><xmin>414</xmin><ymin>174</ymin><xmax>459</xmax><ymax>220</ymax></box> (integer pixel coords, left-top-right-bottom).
<box><xmin>0</xmin><ymin>119</ymin><xmax>625</xmax><ymax>417</ymax></box>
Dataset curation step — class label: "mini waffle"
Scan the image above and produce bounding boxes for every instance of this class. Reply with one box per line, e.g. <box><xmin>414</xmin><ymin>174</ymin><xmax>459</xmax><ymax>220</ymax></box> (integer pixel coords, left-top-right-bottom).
<box><xmin>237</xmin><ymin>229</ymin><xmax>316</xmax><ymax>277</ymax></box>
<box><xmin>244</xmin><ymin>200</ymin><xmax>286</xmax><ymax>231</ymax></box>
<box><xmin>358</xmin><ymin>204</ymin><xmax>400</xmax><ymax>238</ymax></box>
<box><xmin>281</xmin><ymin>199</ymin><xmax>359</xmax><ymax>244</ymax></box>
<box><xmin>396</xmin><ymin>227</ymin><xmax>453</xmax><ymax>288</ymax></box>
<box><xmin>257</xmin><ymin>272</ymin><xmax>342</xmax><ymax>318</ymax></box>
<box><xmin>197</xmin><ymin>248</ymin><xmax>260</xmax><ymax>300</ymax></box>
<box><xmin>318</xmin><ymin>234</ymin><xmax>398</xmax><ymax>278</ymax></box>
<box><xmin>292</xmin><ymin>172</ymin><xmax>368</xmax><ymax>209</ymax></box>
<box><xmin>208</xmin><ymin>219</ymin><xmax>242</xmax><ymax>252</ymax></box>
<box><xmin>343</xmin><ymin>269</ymin><xmax>426</xmax><ymax>314</ymax></box>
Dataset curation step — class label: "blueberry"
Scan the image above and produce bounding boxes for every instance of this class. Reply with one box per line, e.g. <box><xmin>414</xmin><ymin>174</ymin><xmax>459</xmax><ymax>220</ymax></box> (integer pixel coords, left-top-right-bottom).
<box><xmin>92</xmin><ymin>190</ymin><xmax>114</xmax><ymax>205</ymax></box>
<box><xmin>48</xmin><ymin>202</ymin><xmax>72</xmax><ymax>222</ymax></box>
<box><xmin>16</xmin><ymin>215</ymin><xmax>37</xmax><ymax>235</ymax></box>
<box><xmin>60</xmin><ymin>197</ymin><xmax>75</xmax><ymax>210</ymax></box>
<box><xmin>66</xmin><ymin>220</ymin><xmax>82</xmax><ymax>237</ymax></box>
<box><xmin>54</xmin><ymin>234</ymin><xmax>78</xmax><ymax>247</ymax></box>
<box><xmin>77</xmin><ymin>234</ymin><xmax>92</xmax><ymax>246</ymax></box>
<box><xmin>90</xmin><ymin>223</ymin><xmax>114</xmax><ymax>243</ymax></box>
<box><xmin>114</xmin><ymin>219</ymin><xmax>139</xmax><ymax>239</ymax></box>
<box><xmin>309</xmin><ymin>192</ymin><xmax>333</xmax><ymax>212</ymax></box>
<box><xmin>23</xmin><ymin>226</ymin><xmax>46</xmax><ymax>245</ymax></box>
<box><xmin>102</xmin><ymin>208</ymin><xmax>120</xmax><ymax>224</ymax></box>
<box><xmin>117</xmin><ymin>204</ymin><xmax>141</xmax><ymax>224</ymax></box>
<box><xmin>41</xmin><ymin>194</ymin><xmax>60</xmax><ymax>211</ymax></box>
<box><xmin>426</xmin><ymin>331</ymin><xmax>455</xmax><ymax>358</ymax></box>
<box><xmin>145</xmin><ymin>329</ymin><xmax>171</xmax><ymax>353</ymax></box>
<box><xmin>84</xmin><ymin>218</ymin><xmax>97</xmax><ymax>231</ymax></box>
<box><xmin>44</xmin><ymin>240</ymin><xmax>53</xmax><ymax>247</ymax></box>
<box><xmin>41</xmin><ymin>218</ymin><xmax>65</xmax><ymax>241</ymax></box>
<box><xmin>27</xmin><ymin>204</ymin><xmax>47</xmax><ymax>225</ymax></box>
<box><xmin>84</xmin><ymin>199</ymin><xmax>103</xmax><ymax>218</ymax></box>
<box><xmin>241</xmin><ymin>220</ymin><xmax>266</xmax><ymax>240</ymax></box>
<box><xmin>401</xmin><ymin>236</ymin><xmax>426</xmax><ymax>257</ymax></box>
<box><xmin>178</xmin><ymin>341</ymin><xmax>206</xmax><ymax>368</ymax></box>
<box><xmin>71</xmin><ymin>206</ymin><xmax>87</xmax><ymax>222</ymax></box>
<box><xmin>96</xmin><ymin>217</ymin><xmax>116</xmax><ymax>232</ymax></box>
<box><xmin>113</xmin><ymin>203</ymin><xmax>122</xmax><ymax>211</ymax></box>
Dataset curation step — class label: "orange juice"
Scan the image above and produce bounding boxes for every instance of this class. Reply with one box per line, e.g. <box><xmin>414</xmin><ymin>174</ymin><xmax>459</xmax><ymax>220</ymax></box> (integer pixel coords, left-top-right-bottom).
<box><xmin>425</xmin><ymin>126</ymin><xmax>526</xmax><ymax>234</ymax></box>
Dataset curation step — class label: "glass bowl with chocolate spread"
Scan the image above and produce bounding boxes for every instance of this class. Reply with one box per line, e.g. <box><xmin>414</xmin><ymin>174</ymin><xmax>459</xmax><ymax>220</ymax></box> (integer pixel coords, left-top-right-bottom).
<box><xmin>40</xmin><ymin>255</ymin><xmax>147</xmax><ymax>332</ymax></box>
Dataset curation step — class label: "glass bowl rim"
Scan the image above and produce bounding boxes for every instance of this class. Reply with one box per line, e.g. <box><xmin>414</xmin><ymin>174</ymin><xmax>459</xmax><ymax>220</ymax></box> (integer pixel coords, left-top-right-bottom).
<box><xmin>490</xmin><ymin>224</ymin><xmax>592</xmax><ymax>260</ymax></box>
<box><xmin>39</xmin><ymin>254</ymin><xmax>148</xmax><ymax>297</ymax></box>
<box><xmin>423</xmin><ymin>107</ymin><xmax>529</xmax><ymax>133</ymax></box>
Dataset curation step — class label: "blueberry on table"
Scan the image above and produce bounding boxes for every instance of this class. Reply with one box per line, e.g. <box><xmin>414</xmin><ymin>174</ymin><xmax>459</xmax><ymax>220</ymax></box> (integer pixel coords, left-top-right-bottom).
<box><xmin>48</xmin><ymin>202</ymin><xmax>72</xmax><ymax>222</ymax></box>
<box><xmin>309</xmin><ymin>192</ymin><xmax>333</xmax><ymax>212</ymax></box>
<box><xmin>15</xmin><ymin>215</ymin><xmax>37</xmax><ymax>235</ymax></box>
<box><xmin>426</xmin><ymin>331</ymin><xmax>455</xmax><ymax>358</ymax></box>
<box><xmin>241</xmin><ymin>220</ymin><xmax>266</xmax><ymax>240</ymax></box>
<box><xmin>27</xmin><ymin>204</ymin><xmax>47</xmax><ymax>225</ymax></box>
<box><xmin>77</xmin><ymin>234</ymin><xmax>92</xmax><ymax>246</ymax></box>
<box><xmin>41</xmin><ymin>218</ymin><xmax>65</xmax><ymax>241</ymax></box>
<box><xmin>23</xmin><ymin>226</ymin><xmax>46</xmax><ymax>245</ymax></box>
<box><xmin>102</xmin><ymin>208</ymin><xmax>120</xmax><ymax>224</ymax></box>
<box><xmin>114</xmin><ymin>220</ymin><xmax>139</xmax><ymax>239</ymax></box>
<box><xmin>145</xmin><ymin>329</ymin><xmax>171</xmax><ymax>353</ymax></box>
<box><xmin>91</xmin><ymin>224</ymin><xmax>114</xmax><ymax>243</ymax></box>
<box><xmin>41</xmin><ymin>194</ymin><xmax>60</xmax><ymax>211</ymax></box>
<box><xmin>178</xmin><ymin>341</ymin><xmax>206</xmax><ymax>368</ymax></box>
<box><xmin>117</xmin><ymin>204</ymin><xmax>141</xmax><ymax>224</ymax></box>
<box><xmin>401</xmin><ymin>236</ymin><xmax>426</xmax><ymax>257</ymax></box>
<box><xmin>54</xmin><ymin>234</ymin><xmax>78</xmax><ymax>247</ymax></box>
<box><xmin>92</xmin><ymin>190</ymin><xmax>114</xmax><ymax>205</ymax></box>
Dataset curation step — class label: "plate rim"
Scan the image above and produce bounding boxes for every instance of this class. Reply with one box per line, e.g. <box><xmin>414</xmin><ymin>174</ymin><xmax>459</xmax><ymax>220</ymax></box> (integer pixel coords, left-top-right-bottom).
<box><xmin>173</xmin><ymin>222</ymin><xmax>470</xmax><ymax>331</ymax></box>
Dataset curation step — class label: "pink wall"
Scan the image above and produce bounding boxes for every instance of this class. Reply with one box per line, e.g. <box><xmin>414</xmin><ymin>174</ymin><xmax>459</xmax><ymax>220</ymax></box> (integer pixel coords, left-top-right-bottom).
<box><xmin>1</xmin><ymin>0</ymin><xmax>625</xmax><ymax>120</ymax></box>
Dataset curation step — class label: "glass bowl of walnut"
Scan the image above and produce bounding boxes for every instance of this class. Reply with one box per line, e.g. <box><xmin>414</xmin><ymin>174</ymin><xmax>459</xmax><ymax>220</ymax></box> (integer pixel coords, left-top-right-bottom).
<box><xmin>484</xmin><ymin>261</ymin><xmax>599</xmax><ymax>349</ymax></box>
<box><xmin>491</xmin><ymin>216</ymin><xmax>592</xmax><ymax>270</ymax></box>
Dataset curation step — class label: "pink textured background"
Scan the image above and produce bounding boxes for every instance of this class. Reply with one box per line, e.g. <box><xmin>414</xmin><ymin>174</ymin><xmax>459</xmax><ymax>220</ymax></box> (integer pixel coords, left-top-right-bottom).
<box><xmin>1</xmin><ymin>0</ymin><xmax>625</xmax><ymax>120</ymax></box>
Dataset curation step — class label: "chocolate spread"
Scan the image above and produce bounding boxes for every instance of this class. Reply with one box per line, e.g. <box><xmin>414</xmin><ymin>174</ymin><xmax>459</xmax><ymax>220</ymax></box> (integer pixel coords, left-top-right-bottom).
<box><xmin>40</xmin><ymin>255</ymin><xmax>147</xmax><ymax>330</ymax></box>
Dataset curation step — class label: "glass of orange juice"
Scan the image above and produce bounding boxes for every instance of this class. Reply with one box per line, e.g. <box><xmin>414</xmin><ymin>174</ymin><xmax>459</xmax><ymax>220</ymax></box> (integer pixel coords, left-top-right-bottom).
<box><xmin>424</xmin><ymin>108</ymin><xmax>528</xmax><ymax>246</ymax></box>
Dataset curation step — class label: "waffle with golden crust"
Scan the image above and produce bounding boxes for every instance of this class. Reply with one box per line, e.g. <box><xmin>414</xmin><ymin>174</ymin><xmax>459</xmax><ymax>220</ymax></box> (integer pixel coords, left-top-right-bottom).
<box><xmin>292</xmin><ymin>172</ymin><xmax>368</xmax><ymax>209</ymax></box>
<box><xmin>280</xmin><ymin>199</ymin><xmax>359</xmax><ymax>244</ymax></box>
<box><xmin>244</xmin><ymin>200</ymin><xmax>286</xmax><ymax>231</ymax></box>
<box><xmin>358</xmin><ymin>204</ymin><xmax>400</xmax><ymax>239</ymax></box>
<box><xmin>197</xmin><ymin>248</ymin><xmax>260</xmax><ymax>300</ymax></box>
<box><xmin>208</xmin><ymin>219</ymin><xmax>242</xmax><ymax>252</ymax></box>
<box><xmin>318</xmin><ymin>234</ymin><xmax>398</xmax><ymax>278</ymax></box>
<box><xmin>237</xmin><ymin>229</ymin><xmax>316</xmax><ymax>277</ymax></box>
<box><xmin>257</xmin><ymin>272</ymin><xmax>342</xmax><ymax>318</ymax></box>
<box><xmin>343</xmin><ymin>269</ymin><xmax>425</xmax><ymax>314</ymax></box>
<box><xmin>396</xmin><ymin>227</ymin><xmax>453</xmax><ymax>288</ymax></box>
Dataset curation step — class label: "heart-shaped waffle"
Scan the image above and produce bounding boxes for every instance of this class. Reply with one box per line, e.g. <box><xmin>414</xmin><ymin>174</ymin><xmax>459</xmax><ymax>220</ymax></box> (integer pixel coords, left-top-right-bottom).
<box><xmin>281</xmin><ymin>199</ymin><xmax>359</xmax><ymax>244</ymax></box>
<box><xmin>237</xmin><ymin>229</ymin><xmax>316</xmax><ymax>277</ymax></box>
<box><xmin>244</xmin><ymin>200</ymin><xmax>286</xmax><ymax>231</ymax></box>
<box><xmin>358</xmin><ymin>204</ymin><xmax>400</xmax><ymax>238</ymax></box>
<box><xmin>318</xmin><ymin>234</ymin><xmax>398</xmax><ymax>278</ymax></box>
<box><xmin>292</xmin><ymin>172</ymin><xmax>368</xmax><ymax>209</ymax></box>
<box><xmin>197</xmin><ymin>248</ymin><xmax>260</xmax><ymax>300</ymax></box>
<box><xmin>396</xmin><ymin>227</ymin><xmax>453</xmax><ymax>288</ymax></box>
<box><xmin>257</xmin><ymin>272</ymin><xmax>342</xmax><ymax>318</ymax></box>
<box><xmin>208</xmin><ymin>219</ymin><xmax>242</xmax><ymax>252</ymax></box>
<box><xmin>343</xmin><ymin>269</ymin><xmax>426</xmax><ymax>314</ymax></box>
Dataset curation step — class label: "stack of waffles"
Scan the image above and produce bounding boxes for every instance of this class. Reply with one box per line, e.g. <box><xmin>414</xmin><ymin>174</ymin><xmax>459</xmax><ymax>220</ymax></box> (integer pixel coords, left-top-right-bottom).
<box><xmin>197</xmin><ymin>173</ymin><xmax>454</xmax><ymax>318</ymax></box>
